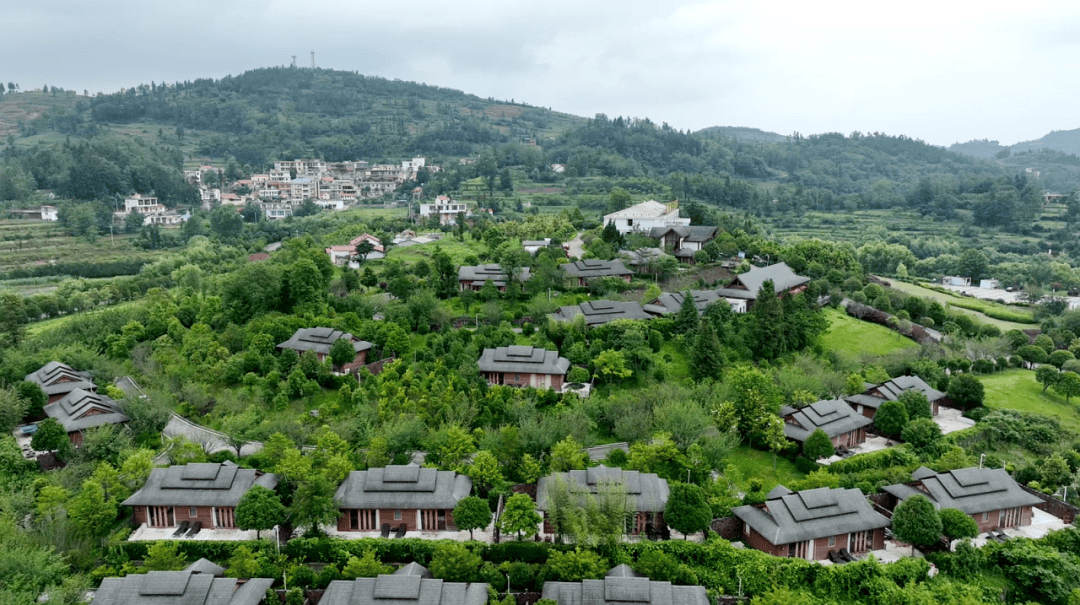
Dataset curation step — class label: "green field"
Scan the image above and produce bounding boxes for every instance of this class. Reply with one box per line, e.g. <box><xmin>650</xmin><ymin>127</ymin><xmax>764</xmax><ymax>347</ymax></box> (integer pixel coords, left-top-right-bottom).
<box><xmin>885</xmin><ymin>280</ymin><xmax>1033</xmax><ymax>332</ymax></box>
<box><xmin>728</xmin><ymin>445</ymin><xmax>806</xmax><ymax>492</ymax></box>
<box><xmin>818</xmin><ymin>307</ymin><xmax>919</xmax><ymax>361</ymax></box>
<box><xmin>979</xmin><ymin>369</ymin><xmax>1080</xmax><ymax>434</ymax></box>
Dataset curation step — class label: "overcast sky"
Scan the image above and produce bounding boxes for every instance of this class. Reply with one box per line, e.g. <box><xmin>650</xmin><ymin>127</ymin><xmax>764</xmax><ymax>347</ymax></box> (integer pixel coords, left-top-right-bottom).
<box><xmin>6</xmin><ymin>1</ymin><xmax>1078</xmax><ymax>147</ymax></box>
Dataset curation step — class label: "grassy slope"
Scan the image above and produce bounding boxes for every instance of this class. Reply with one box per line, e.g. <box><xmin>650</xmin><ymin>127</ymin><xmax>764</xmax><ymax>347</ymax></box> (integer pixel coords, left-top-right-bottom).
<box><xmin>0</xmin><ymin>91</ymin><xmax>81</xmax><ymax>139</ymax></box>
<box><xmin>979</xmin><ymin>368</ymin><xmax>1080</xmax><ymax>434</ymax></box>
<box><xmin>818</xmin><ymin>307</ymin><xmax>919</xmax><ymax>361</ymax></box>
<box><xmin>728</xmin><ymin>445</ymin><xmax>806</xmax><ymax>492</ymax></box>
<box><xmin>885</xmin><ymin>280</ymin><xmax>1033</xmax><ymax>332</ymax></box>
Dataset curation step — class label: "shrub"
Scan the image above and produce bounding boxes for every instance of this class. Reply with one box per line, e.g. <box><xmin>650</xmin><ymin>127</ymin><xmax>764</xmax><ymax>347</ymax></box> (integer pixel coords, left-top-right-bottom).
<box><xmin>794</xmin><ymin>456</ymin><xmax>819</xmax><ymax>474</ymax></box>
<box><xmin>946</xmin><ymin>374</ymin><xmax>984</xmax><ymax>410</ymax></box>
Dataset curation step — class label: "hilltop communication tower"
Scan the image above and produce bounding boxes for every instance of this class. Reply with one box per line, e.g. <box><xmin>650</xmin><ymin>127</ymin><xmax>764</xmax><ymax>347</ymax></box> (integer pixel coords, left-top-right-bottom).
<box><xmin>311</xmin><ymin>51</ymin><xmax>316</xmax><ymax>69</ymax></box>
<box><xmin>291</xmin><ymin>55</ymin><xmax>297</xmax><ymax>68</ymax></box>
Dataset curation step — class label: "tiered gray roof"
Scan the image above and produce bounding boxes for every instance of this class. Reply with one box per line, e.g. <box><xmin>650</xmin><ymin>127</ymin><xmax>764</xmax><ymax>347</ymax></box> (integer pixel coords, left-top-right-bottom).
<box><xmin>478</xmin><ymin>346</ymin><xmax>570</xmax><ymax>376</ymax></box>
<box><xmin>550</xmin><ymin>301</ymin><xmax>653</xmax><ymax>326</ymax></box>
<box><xmin>881</xmin><ymin>466</ymin><xmax>1042</xmax><ymax>515</ymax></box>
<box><xmin>732</xmin><ymin>486</ymin><xmax>890</xmax><ymax>545</ymax></box>
<box><xmin>536</xmin><ymin>465</ymin><xmax>670</xmax><ymax>512</ymax></box>
<box><xmin>647</xmin><ymin>225</ymin><xmax>719</xmax><ymax>243</ymax></box>
<box><xmin>93</xmin><ymin>570</ymin><xmax>273</xmax><ymax>605</ymax></box>
<box><xmin>277</xmin><ymin>327</ymin><xmax>372</xmax><ymax>355</ymax></box>
<box><xmin>43</xmin><ymin>388</ymin><xmax>129</xmax><ymax>433</ymax></box>
<box><xmin>715</xmin><ymin>262</ymin><xmax>809</xmax><ymax>301</ymax></box>
<box><xmin>846</xmin><ymin>375</ymin><xmax>947</xmax><ymax>411</ymax></box>
<box><xmin>541</xmin><ymin>565</ymin><xmax>709</xmax><ymax>605</ymax></box>
<box><xmin>782</xmin><ymin>399</ymin><xmax>872</xmax><ymax>443</ymax></box>
<box><xmin>335</xmin><ymin>465</ymin><xmax>471</xmax><ymax>510</ymax></box>
<box><xmin>457</xmin><ymin>264</ymin><xmax>531</xmax><ymax>288</ymax></box>
<box><xmin>25</xmin><ymin>361</ymin><xmax>95</xmax><ymax>397</ymax></box>
<box><xmin>560</xmin><ymin>259</ymin><xmax>633</xmax><ymax>280</ymax></box>
<box><xmin>321</xmin><ymin>563</ymin><xmax>487</xmax><ymax>605</ymax></box>
<box><xmin>123</xmin><ymin>462</ymin><xmax>278</xmax><ymax>508</ymax></box>
<box><xmin>184</xmin><ymin>558</ymin><xmax>226</xmax><ymax>576</ymax></box>
<box><xmin>643</xmin><ymin>290</ymin><xmax>722</xmax><ymax>316</ymax></box>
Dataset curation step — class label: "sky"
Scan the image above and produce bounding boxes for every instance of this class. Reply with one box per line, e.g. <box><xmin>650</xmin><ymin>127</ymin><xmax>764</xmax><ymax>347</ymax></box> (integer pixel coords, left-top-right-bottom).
<box><xmin>5</xmin><ymin>0</ymin><xmax>1080</xmax><ymax>147</ymax></box>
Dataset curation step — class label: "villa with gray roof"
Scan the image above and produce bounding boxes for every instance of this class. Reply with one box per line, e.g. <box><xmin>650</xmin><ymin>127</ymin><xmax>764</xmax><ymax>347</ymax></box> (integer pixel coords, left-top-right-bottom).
<box><xmin>782</xmin><ymin>399</ymin><xmax>872</xmax><ymax>451</ymax></box>
<box><xmin>123</xmin><ymin>462</ymin><xmax>278</xmax><ymax>531</ymax></box>
<box><xmin>541</xmin><ymin>564</ymin><xmax>708</xmax><ymax>605</ymax></box>
<box><xmin>277</xmin><ymin>327</ymin><xmax>373</xmax><ymax>372</ymax></box>
<box><xmin>93</xmin><ymin>570</ymin><xmax>274</xmax><ymax>605</ymax></box>
<box><xmin>881</xmin><ymin>466</ymin><xmax>1042</xmax><ymax>533</ymax></box>
<box><xmin>321</xmin><ymin>562</ymin><xmax>487</xmax><ymax>605</ymax></box>
<box><xmin>43</xmin><ymin>388</ymin><xmax>128</xmax><ymax>445</ymax></box>
<box><xmin>559</xmin><ymin>259</ymin><xmax>634</xmax><ymax>287</ymax></box>
<box><xmin>846</xmin><ymin>375</ymin><xmax>949</xmax><ymax>419</ymax></box>
<box><xmin>537</xmin><ymin>466</ymin><xmax>669</xmax><ymax>536</ymax></box>
<box><xmin>714</xmin><ymin>262</ymin><xmax>810</xmax><ymax>308</ymax></box>
<box><xmin>648</xmin><ymin>225</ymin><xmax>719</xmax><ymax>263</ymax></box>
<box><xmin>733</xmin><ymin>486</ymin><xmax>889</xmax><ymax>560</ymax></box>
<box><xmin>643</xmin><ymin>289</ymin><xmax>723</xmax><ymax>316</ymax></box>
<box><xmin>457</xmin><ymin>264</ymin><xmax>531</xmax><ymax>291</ymax></box>
<box><xmin>335</xmin><ymin>465</ymin><xmax>472</xmax><ymax>533</ymax></box>
<box><xmin>478</xmin><ymin>346</ymin><xmax>569</xmax><ymax>390</ymax></box>
<box><xmin>550</xmin><ymin>300</ymin><xmax>653</xmax><ymax>326</ymax></box>
<box><xmin>25</xmin><ymin>361</ymin><xmax>95</xmax><ymax>404</ymax></box>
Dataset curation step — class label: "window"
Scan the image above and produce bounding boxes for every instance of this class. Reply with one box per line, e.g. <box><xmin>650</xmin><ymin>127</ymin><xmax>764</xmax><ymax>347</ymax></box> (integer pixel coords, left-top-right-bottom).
<box><xmin>190</xmin><ymin>507</ymin><xmax>197</xmax><ymax>517</ymax></box>
<box><xmin>626</xmin><ymin>219</ymin><xmax>633</xmax><ymax>226</ymax></box>
<box><xmin>828</xmin><ymin>536</ymin><xmax>836</xmax><ymax>547</ymax></box>
<box><xmin>394</xmin><ymin>510</ymin><xmax>402</xmax><ymax>520</ymax></box>
<box><xmin>982</xmin><ymin>512</ymin><xmax>989</xmax><ymax>522</ymax></box>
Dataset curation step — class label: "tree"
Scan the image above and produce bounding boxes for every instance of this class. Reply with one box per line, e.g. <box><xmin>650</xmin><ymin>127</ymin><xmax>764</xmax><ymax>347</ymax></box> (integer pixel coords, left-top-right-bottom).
<box><xmin>1050</xmin><ymin>349</ymin><xmax>1076</xmax><ymax>369</ymax></box>
<box><xmin>689</xmin><ymin>319</ymin><xmax>723</xmax><ymax>382</ymax></box>
<box><xmin>673</xmin><ymin>291</ymin><xmax>699</xmax><ymax>334</ymax></box>
<box><xmin>600</xmin><ymin>221</ymin><xmax>625</xmax><ymax>249</ymax></box>
<box><xmin>549</xmin><ymin>436</ymin><xmax>588</xmax><ymax>472</ymax></box>
<box><xmin>891</xmin><ymin>494</ymin><xmax>942</xmax><ymax>554</ymax></box>
<box><xmin>354</xmin><ymin>240</ymin><xmax>376</xmax><ymax>263</ymax></box>
<box><xmin>939</xmin><ymin>508</ymin><xmax>979</xmax><ymax>543</ymax></box>
<box><xmin>1018</xmin><ymin>345</ymin><xmax>1049</xmax><ymax>367</ymax></box>
<box><xmin>144</xmin><ymin>541</ymin><xmax>185</xmax><ymax>571</ymax></box>
<box><xmin>14</xmin><ymin>381</ymin><xmax>45</xmax><ymax>420</ymax></box>
<box><xmin>0</xmin><ymin>385</ymin><xmax>29</xmax><ymax>435</ymax></box>
<box><xmin>594</xmin><ymin>349</ymin><xmax>631</xmax><ymax>383</ymax></box>
<box><xmin>902</xmin><ymin>418</ymin><xmax>943</xmax><ymax>453</ymax></box>
<box><xmin>1037</xmin><ymin>365</ymin><xmax>1063</xmax><ymax>394</ymax></box>
<box><xmin>499</xmin><ymin>493</ymin><xmax>542</xmax><ymax>540</ymax></box>
<box><xmin>329</xmin><ymin>337</ymin><xmax>357</xmax><ymax>370</ymax></box>
<box><xmin>226</xmin><ymin>545</ymin><xmax>260</xmax><ymax>579</ymax></box>
<box><xmin>465</xmin><ymin>450</ymin><xmax>503</xmax><ymax>497</ymax></box>
<box><xmin>802</xmin><ymin>429</ymin><xmax>835</xmax><ymax>461</ymax></box>
<box><xmin>235</xmin><ymin>485</ymin><xmax>286</xmax><ymax>539</ymax></box>
<box><xmin>220</xmin><ymin>411</ymin><xmax>258</xmax><ymax>458</ymax></box>
<box><xmin>946</xmin><ymin>374</ymin><xmax>984</xmax><ymax>410</ymax></box>
<box><xmin>898</xmin><ymin>389</ymin><xmax>931</xmax><ymax>420</ymax></box>
<box><xmin>290</xmin><ymin>475</ymin><xmax>339</xmax><ymax>536</ymax></box>
<box><xmin>452</xmin><ymin>496</ymin><xmax>492</xmax><ymax>540</ymax></box>
<box><xmin>341</xmin><ymin>551</ymin><xmax>391</xmax><ymax>578</ymax></box>
<box><xmin>540</xmin><ymin>549</ymin><xmax>607</xmax><ymax>582</ymax></box>
<box><xmin>428</xmin><ymin>542</ymin><xmax>482</xmax><ymax>583</ymax></box>
<box><xmin>68</xmin><ymin>479</ymin><xmax>117</xmax><ymax>541</ymax></box>
<box><xmin>720</xmin><ymin>365</ymin><xmax>783</xmax><ymax>437</ymax></box>
<box><xmin>874</xmin><ymin>400</ymin><xmax>909</xmax><ymax>437</ymax></box>
<box><xmin>664</xmin><ymin>483</ymin><xmax>712</xmax><ymax>539</ymax></box>
<box><xmin>31</xmin><ymin>418</ymin><xmax>70</xmax><ymax>459</ymax></box>
<box><xmin>1053</xmin><ymin>371</ymin><xmax>1080</xmax><ymax>403</ymax></box>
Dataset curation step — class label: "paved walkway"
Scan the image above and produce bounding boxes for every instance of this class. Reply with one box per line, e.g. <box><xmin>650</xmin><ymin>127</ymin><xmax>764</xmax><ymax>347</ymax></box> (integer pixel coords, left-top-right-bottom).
<box><xmin>967</xmin><ymin>508</ymin><xmax>1068</xmax><ymax>548</ymax></box>
<box><xmin>934</xmin><ymin>406</ymin><xmax>975</xmax><ymax>435</ymax></box>
<box><xmin>162</xmin><ymin>414</ymin><xmax>263</xmax><ymax>457</ymax></box>
<box><xmin>819</xmin><ymin>436</ymin><xmax>892</xmax><ymax>465</ymax></box>
<box><xmin>565</xmin><ymin>232</ymin><xmax>586</xmax><ymax>259</ymax></box>
<box><xmin>130</xmin><ymin>524</ymin><xmax>268</xmax><ymax>542</ymax></box>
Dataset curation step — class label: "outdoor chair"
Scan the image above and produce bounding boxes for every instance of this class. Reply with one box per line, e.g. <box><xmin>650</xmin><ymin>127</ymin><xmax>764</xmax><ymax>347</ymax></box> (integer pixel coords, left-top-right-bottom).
<box><xmin>172</xmin><ymin>521</ymin><xmax>190</xmax><ymax>537</ymax></box>
<box><xmin>380</xmin><ymin>524</ymin><xmax>391</xmax><ymax>538</ymax></box>
<box><xmin>187</xmin><ymin>521</ymin><xmax>203</xmax><ymax>537</ymax></box>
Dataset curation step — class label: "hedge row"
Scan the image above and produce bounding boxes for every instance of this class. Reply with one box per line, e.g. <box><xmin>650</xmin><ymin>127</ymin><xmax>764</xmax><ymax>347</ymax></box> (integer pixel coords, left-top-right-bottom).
<box><xmin>946</xmin><ymin>298</ymin><xmax>1036</xmax><ymax>324</ymax></box>
<box><xmin>826</xmin><ymin>444</ymin><xmax>919</xmax><ymax>474</ymax></box>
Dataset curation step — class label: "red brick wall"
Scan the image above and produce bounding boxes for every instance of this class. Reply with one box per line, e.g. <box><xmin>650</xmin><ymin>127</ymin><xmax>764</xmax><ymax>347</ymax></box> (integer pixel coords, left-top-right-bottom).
<box><xmin>133</xmin><ymin>505</ymin><xmax>217</xmax><ymax>528</ymax></box>
<box><xmin>1021</xmin><ymin>505</ymin><xmax>1033</xmax><ymax>526</ymax></box>
<box><xmin>872</xmin><ymin>528</ymin><xmax>886</xmax><ymax>551</ymax></box>
<box><xmin>134</xmin><ymin>506</ymin><xmax>146</xmax><ymax>526</ymax></box>
<box><xmin>381</xmin><ymin>508</ymin><xmax>418</xmax><ymax>531</ymax></box>
<box><xmin>815</xmin><ymin>536</ymin><xmax>843</xmax><ymax>560</ymax></box>
<box><xmin>550</xmin><ymin>374</ymin><xmax>564</xmax><ymax>391</ymax></box>
<box><xmin>743</xmin><ymin>524</ymin><xmax>787</xmax><ymax>557</ymax></box>
<box><xmin>974</xmin><ymin>509</ymin><xmax>1000</xmax><ymax>533</ymax></box>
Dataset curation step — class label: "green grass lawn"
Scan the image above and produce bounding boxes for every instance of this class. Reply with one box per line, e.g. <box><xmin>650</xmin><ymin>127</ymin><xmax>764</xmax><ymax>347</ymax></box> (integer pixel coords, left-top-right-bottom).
<box><xmin>885</xmin><ymin>280</ymin><xmax>1033</xmax><ymax>332</ymax></box>
<box><xmin>979</xmin><ymin>369</ymin><xmax>1080</xmax><ymax>434</ymax></box>
<box><xmin>728</xmin><ymin>445</ymin><xmax>806</xmax><ymax>492</ymax></box>
<box><xmin>818</xmin><ymin>307</ymin><xmax>919</xmax><ymax>361</ymax></box>
<box><xmin>387</xmin><ymin>237</ymin><xmax>487</xmax><ymax>266</ymax></box>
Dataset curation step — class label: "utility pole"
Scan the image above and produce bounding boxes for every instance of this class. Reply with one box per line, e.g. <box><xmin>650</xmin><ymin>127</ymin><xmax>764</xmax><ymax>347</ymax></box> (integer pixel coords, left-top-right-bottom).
<box><xmin>310</xmin><ymin>51</ymin><xmax>315</xmax><ymax>69</ymax></box>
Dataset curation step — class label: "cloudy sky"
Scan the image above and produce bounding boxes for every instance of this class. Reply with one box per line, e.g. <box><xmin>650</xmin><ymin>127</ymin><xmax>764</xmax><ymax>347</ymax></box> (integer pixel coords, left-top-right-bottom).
<box><xmin>6</xmin><ymin>0</ymin><xmax>1078</xmax><ymax>147</ymax></box>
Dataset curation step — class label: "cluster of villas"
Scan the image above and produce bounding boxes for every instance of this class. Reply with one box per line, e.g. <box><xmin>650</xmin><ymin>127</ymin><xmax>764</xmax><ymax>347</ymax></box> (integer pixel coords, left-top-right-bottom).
<box><xmin>22</xmin><ymin>361</ymin><xmax>129</xmax><ymax>447</ymax></box>
<box><xmin>119</xmin><ymin>457</ymin><xmax>1045</xmax><ymax>566</ymax></box>
<box><xmin>91</xmin><ymin>560</ymin><xmax>709</xmax><ymax>605</ymax></box>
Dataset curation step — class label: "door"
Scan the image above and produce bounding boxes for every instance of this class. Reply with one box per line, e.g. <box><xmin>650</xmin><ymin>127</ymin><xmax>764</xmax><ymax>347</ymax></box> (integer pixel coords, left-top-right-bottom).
<box><xmin>438</xmin><ymin>511</ymin><xmax>446</xmax><ymax>531</ymax></box>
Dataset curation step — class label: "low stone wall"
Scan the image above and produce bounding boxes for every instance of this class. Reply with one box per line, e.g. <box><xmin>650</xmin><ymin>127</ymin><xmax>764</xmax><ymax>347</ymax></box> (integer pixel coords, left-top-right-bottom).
<box><xmin>1020</xmin><ymin>484</ymin><xmax>1080</xmax><ymax>524</ymax></box>
<box><xmin>358</xmin><ymin>357</ymin><xmax>395</xmax><ymax>377</ymax></box>
<box><xmin>711</xmin><ymin>516</ymin><xmax>742</xmax><ymax>541</ymax></box>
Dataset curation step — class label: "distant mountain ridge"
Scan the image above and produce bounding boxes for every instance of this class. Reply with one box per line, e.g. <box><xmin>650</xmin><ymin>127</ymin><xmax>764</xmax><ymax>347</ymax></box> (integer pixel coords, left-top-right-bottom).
<box><xmin>950</xmin><ymin>128</ymin><xmax>1080</xmax><ymax>158</ymax></box>
<box><xmin>694</xmin><ymin>125</ymin><xmax>788</xmax><ymax>143</ymax></box>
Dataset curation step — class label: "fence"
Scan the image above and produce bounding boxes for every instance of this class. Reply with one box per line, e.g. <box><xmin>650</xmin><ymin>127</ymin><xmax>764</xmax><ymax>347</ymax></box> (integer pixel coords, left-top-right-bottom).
<box><xmin>1019</xmin><ymin>484</ymin><xmax>1080</xmax><ymax>524</ymax></box>
<box><xmin>710</xmin><ymin>517</ymin><xmax>742</xmax><ymax>541</ymax></box>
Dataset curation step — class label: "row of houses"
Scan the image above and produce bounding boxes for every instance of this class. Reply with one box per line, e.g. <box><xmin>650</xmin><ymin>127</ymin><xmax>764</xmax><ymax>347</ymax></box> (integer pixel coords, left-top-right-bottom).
<box><xmin>92</xmin><ymin>561</ymin><xmax>707</xmax><ymax>605</ymax></box>
<box><xmin>23</xmin><ymin>362</ymin><xmax>129</xmax><ymax>446</ymax></box>
<box><xmin>120</xmin><ymin>459</ymin><xmax>1043</xmax><ymax>564</ymax></box>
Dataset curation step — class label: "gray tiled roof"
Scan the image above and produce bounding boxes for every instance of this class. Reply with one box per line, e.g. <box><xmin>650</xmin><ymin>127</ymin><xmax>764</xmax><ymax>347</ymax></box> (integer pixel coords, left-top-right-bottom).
<box><xmin>844</xmin><ymin>393</ymin><xmax>887</xmax><ymax>410</ymax></box>
<box><xmin>93</xmin><ymin>571</ymin><xmax>273</xmax><ymax>605</ymax></box>
<box><xmin>536</xmin><ymin>466</ymin><xmax>670</xmax><ymax>512</ymax></box>
<box><xmin>619</xmin><ymin>248</ymin><xmax>668</xmax><ymax>267</ymax></box>
<box><xmin>782</xmin><ymin>399</ymin><xmax>872</xmax><ymax>442</ymax></box>
<box><xmin>335</xmin><ymin>465</ymin><xmax>471</xmax><ymax>510</ymax></box>
<box><xmin>25</xmin><ymin>361</ymin><xmax>95</xmax><ymax>397</ymax></box>
<box><xmin>457</xmin><ymin>264</ymin><xmax>531</xmax><ymax>287</ymax></box>
<box><xmin>733</xmin><ymin>487</ymin><xmax>890</xmax><ymax>546</ymax></box>
<box><xmin>643</xmin><ymin>290</ymin><xmax>722</xmax><ymax>316</ymax></box>
<box><xmin>550</xmin><ymin>301</ymin><xmax>653</xmax><ymax>326</ymax></box>
<box><xmin>123</xmin><ymin>462</ymin><xmax>278</xmax><ymax>508</ymax></box>
<box><xmin>722</xmin><ymin>262</ymin><xmax>809</xmax><ymax>300</ymax></box>
<box><xmin>560</xmin><ymin>259</ymin><xmax>633</xmax><ymax>280</ymax></box>
<box><xmin>541</xmin><ymin>566</ymin><xmax>709</xmax><ymax>605</ymax></box>
<box><xmin>478</xmin><ymin>346</ymin><xmax>570</xmax><ymax>376</ymax></box>
<box><xmin>320</xmin><ymin>563</ymin><xmax>487</xmax><ymax>605</ymax></box>
<box><xmin>881</xmin><ymin>467</ymin><xmax>1042</xmax><ymax>515</ymax></box>
<box><xmin>184</xmin><ymin>558</ymin><xmax>225</xmax><ymax>576</ymax></box>
<box><xmin>43</xmin><ymin>388</ymin><xmax>129</xmax><ymax>433</ymax></box>
<box><xmin>278</xmin><ymin>327</ymin><xmax>372</xmax><ymax>356</ymax></box>
<box><xmin>871</xmin><ymin>375</ymin><xmax>947</xmax><ymax>403</ymax></box>
<box><xmin>647</xmin><ymin>225</ymin><xmax>719</xmax><ymax>243</ymax></box>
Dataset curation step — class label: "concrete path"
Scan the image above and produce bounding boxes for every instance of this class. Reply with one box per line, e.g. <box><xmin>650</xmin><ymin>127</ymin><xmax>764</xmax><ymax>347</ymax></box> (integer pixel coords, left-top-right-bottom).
<box><xmin>565</xmin><ymin>231</ymin><xmax>586</xmax><ymax>259</ymax></box>
<box><xmin>162</xmin><ymin>413</ymin><xmax>263</xmax><ymax>457</ymax></box>
<box><xmin>934</xmin><ymin>406</ymin><xmax>976</xmax><ymax>435</ymax></box>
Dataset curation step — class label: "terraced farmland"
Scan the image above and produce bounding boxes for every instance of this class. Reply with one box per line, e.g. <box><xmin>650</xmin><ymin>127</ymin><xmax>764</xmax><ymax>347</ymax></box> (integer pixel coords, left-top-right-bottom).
<box><xmin>0</xmin><ymin>220</ymin><xmax>167</xmax><ymax>283</ymax></box>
